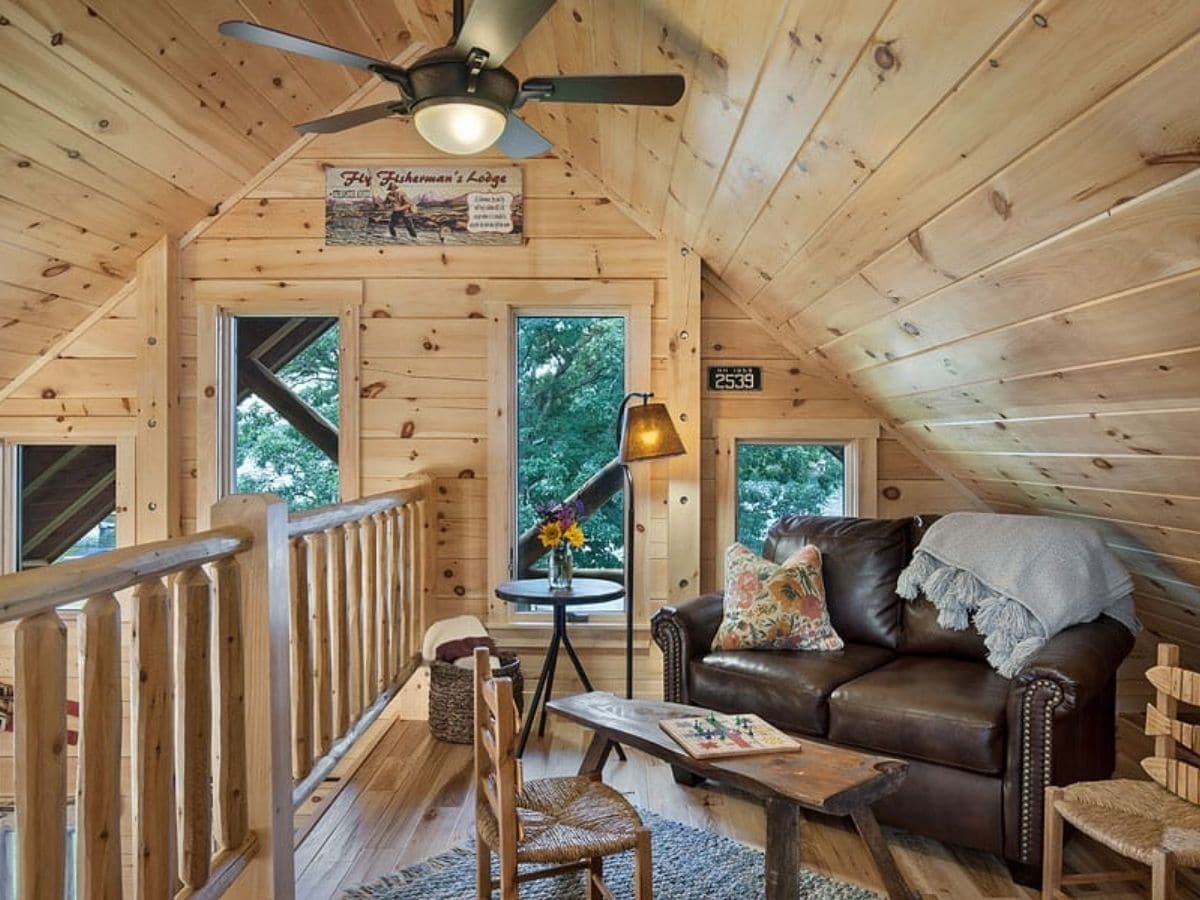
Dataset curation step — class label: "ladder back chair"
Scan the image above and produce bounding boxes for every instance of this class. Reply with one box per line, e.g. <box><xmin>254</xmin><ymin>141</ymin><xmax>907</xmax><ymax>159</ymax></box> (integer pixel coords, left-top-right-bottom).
<box><xmin>1043</xmin><ymin>643</ymin><xmax>1200</xmax><ymax>899</ymax></box>
<box><xmin>473</xmin><ymin>647</ymin><xmax>652</xmax><ymax>899</ymax></box>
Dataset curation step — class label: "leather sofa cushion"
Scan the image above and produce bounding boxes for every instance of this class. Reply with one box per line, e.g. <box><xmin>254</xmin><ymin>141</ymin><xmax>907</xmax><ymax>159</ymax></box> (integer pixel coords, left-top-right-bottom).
<box><xmin>828</xmin><ymin>656</ymin><xmax>1010</xmax><ymax>775</ymax></box>
<box><xmin>689</xmin><ymin>643</ymin><xmax>894</xmax><ymax>736</ymax></box>
<box><xmin>763</xmin><ymin>516</ymin><xmax>910</xmax><ymax>649</ymax></box>
<box><xmin>900</xmin><ymin>597</ymin><xmax>989</xmax><ymax>661</ymax></box>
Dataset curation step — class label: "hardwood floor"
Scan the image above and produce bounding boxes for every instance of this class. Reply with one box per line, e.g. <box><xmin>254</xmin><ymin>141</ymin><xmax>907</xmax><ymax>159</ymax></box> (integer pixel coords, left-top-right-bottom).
<box><xmin>294</xmin><ymin>698</ymin><xmax>1199</xmax><ymax>899</ymax></box>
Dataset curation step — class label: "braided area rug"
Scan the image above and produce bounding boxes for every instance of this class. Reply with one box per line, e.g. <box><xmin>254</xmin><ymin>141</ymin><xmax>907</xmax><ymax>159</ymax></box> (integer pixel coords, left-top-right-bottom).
<box><xmin>343</xmin><ymin>809</ymin><xmax>882</xmax><ymax>899</ymax></box>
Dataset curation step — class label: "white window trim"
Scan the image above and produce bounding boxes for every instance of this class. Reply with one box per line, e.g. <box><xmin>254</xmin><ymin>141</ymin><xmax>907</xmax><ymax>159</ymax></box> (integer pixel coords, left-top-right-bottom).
<box><xmin>0</xmin><ymin>430</ymin><xmax>136</xmax><ymax>576</ymax></box>
<box><xmin>195</xmin><ymin>296</ymin><xmax>361</xmax><ymax>529</ymax></box>
<box><xmin>486</xmin><ymin>284</ymin><xmax>653</xmax><ymax>628</ymax></box>
<box><xmin>713</xmin><ymin>418</ymin><xmax>879</xmax><ymax>590</ymax></box>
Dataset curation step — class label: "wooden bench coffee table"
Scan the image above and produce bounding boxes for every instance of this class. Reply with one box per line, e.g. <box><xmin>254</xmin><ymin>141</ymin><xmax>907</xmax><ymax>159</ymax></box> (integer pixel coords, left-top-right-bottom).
<box><xmin>547</xmin><ymin>692</ymin><xmax>917</xmax><ymax>900</ymax></box>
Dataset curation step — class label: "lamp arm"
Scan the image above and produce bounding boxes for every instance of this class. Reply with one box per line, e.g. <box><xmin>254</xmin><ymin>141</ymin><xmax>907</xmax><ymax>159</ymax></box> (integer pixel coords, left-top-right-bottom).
<box><xmin>614</xmin><ymin>390</ymin><xmax>653</xmax><ymax>443</ymax></box>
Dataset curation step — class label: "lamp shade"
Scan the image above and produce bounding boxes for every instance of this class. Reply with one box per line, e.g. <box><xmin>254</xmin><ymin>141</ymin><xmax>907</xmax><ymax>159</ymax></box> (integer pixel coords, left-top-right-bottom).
<box><xmin>413</xmin><ymin>99</ymin><xmax>508</xmax><ymax>156</ymax></box>
<box><xmin>618</xmin><ymin>401</ymin><xmax>686</xmax><ymax>463</ymax></box>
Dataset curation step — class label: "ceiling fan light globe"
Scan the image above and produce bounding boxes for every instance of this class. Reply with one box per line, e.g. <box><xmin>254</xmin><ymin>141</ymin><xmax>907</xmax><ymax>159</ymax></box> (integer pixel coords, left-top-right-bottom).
<box><xmin>413</xmin><ymin>99</ymin><xmax>507</xmax><ymax>156</ymax></box>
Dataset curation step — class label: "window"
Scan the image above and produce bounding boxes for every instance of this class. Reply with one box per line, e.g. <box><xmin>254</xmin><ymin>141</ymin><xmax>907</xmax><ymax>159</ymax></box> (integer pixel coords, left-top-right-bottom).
<box><xmin>231</xmin><ymin>316</ymin><xmax>340</xmax><ymax>511</ymax></box>
<box><xmin>485</xmin><ymin>284</ymin><xmax>652</xmax><ymax>626</ymax></box>
<box><xmin>714</xmin><ymin>419</ymin><xmax>878</xmax><ymax>587</ymax></box>
<box><xmin>513</xmin><ymin>314</ymin><xmax>626</xmax><ymax>613</ymax></box>
<box><xmin>735</xmin><ymin>442</ymin><xmax>847</xmax><ymax>550</ymax></box>
<box><xmin>1</xmin><ymin>440</ymin><xmax>131</xmax><ymax>575</ymax></box>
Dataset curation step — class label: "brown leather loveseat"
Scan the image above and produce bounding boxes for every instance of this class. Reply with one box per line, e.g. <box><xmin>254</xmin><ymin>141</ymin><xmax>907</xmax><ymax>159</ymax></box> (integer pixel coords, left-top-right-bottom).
<box><xmin>650</xmin><ymin>515</ymin><xmax>1135</xmax><ymax>881</ymax></box>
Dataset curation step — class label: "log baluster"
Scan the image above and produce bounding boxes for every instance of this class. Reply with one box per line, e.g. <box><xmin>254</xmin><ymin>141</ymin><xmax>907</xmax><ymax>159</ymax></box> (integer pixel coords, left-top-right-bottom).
<box><xmin>359</xmin><ymin>514</ymin><xmax>378</xmax><ymax>705</ymax></box>
<box><xmin>372</xmin><ymin>511</ymin><xmax>391</xmax><ymax>696</ymax></box>
<box><xmin>215</xmin><ymin>556</ymin><xmax>249</xmax><ymax>851</ymax></box>
<box><xmin>14</xmin><ymin>610</ymin><xmax>67</xmax><ymax>900</ymax></box>
<box><xmin>132</xmin><ymin>577</ymin><xmax>175</xmax><ymax>900</ymax></box>
<box><xmin>403</xmin><ymin>505</ymin><xmax>418</xmax><ymax>665</ymax></box>
<box><xmin>415</xmin><ymin>504</ymin><xmax>429</xmax><ymax>667</ymax></box>
<box><xmin>76</xmin><ymin>592</ymin><xmax>123</xmax><ymax>900</ymax></box>
<box><xmin>289</xmin><ymin>539</ymin><xmax>314</xmax><ymax>779</ymax></box>
<box><xmin>327</xmin><ymin>525</ymin><xmax>350</xmax><ymax>736</ymax></box>
<box><xmin>384</xmin><ymin>513</ymin><xmax>398</xmax><ymax>681</ymax></box>
<box><xmin>344</xmin><ymin>519</ymin><xmax>364</xmax><ymax>722</ymax></box>
<box><xmin>398</xmin><ymin>508</ymin><xmax>412</xmax><ymax>672</ymax></box>
<box><xmin>175</xmin><ymin>565</ymin><xmax>213</xmax><ymax>889</ymax></box>
<box><xmin>307</xmin><ymin>532</ymin><xmax>333</xmax><ymax>757</ymax></box>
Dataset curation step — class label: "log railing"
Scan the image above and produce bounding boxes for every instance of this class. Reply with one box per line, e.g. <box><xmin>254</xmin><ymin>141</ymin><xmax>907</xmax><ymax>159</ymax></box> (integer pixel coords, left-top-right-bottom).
<box><xmin>284</xmin><ymin>479</ymin><xmax>432</xmax><ymax>806</ymax></box>
<box><xmin>0</xmin><ymin>493</ymin><xmax>292</xmax><ymax>900</ymax></box>
<box><xmin>0</xmin><ymin>481</ymin><xmax>434</xmax><ymax>899</ymax></box>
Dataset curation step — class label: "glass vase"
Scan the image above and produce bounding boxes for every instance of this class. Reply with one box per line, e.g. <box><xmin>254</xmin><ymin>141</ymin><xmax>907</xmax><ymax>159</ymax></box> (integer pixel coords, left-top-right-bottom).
<box><xmin>548</xmin><ymin>544</ymin><xmax>574</xmax><ymax>590</ymax></box>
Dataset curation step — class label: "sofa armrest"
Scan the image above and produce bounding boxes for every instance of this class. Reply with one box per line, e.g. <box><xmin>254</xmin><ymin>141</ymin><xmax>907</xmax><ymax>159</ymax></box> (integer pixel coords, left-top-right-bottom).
<box><xmin>650</xmin><ymin>593</ymin><xmax>724</xmax><ymax>704</ymax></box>
<box><xmin>1011</xmin><ymin>616</ymin><xmax>1136</xmax><ymax>718</ymax></box>
<box><xmin>1003</xmin><ymin>615</ymin><xmax>1135</xmax><ymax>866</ymax></box>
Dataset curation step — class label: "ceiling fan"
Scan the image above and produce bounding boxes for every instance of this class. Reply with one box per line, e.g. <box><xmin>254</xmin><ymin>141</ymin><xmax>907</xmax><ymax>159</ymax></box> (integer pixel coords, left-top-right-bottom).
<box><xmin>219</xmin><ymin>0</ymin><xmax>685</xmax><ymax>158</ymax></box>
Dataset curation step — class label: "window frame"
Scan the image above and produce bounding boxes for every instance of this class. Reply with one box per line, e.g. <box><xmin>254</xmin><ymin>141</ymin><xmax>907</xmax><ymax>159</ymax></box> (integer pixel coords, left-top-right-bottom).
<box><xmin>713</xmin><ymin>418</ymin><xmax>879</xmax><ymax>590</ymax></box>
<box><xmin>195</xmin><ymin>295</ymin><xmax>361</xmax><ymax>529</ymax></box>
<box><xmin>486</xmin><ymin>283</ymin><xmax>653</xmax><ymax>628</ymax></box>
<box><xmin>0</xmin><ymin>430</ymin><xmax>136</xmax><ymax>576</ymax></box>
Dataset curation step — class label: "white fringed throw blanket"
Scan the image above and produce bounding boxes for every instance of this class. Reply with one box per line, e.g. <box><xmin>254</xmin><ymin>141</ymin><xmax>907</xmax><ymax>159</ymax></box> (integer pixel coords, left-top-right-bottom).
<box><xmin>896</xmin><ymin>513</ymin><xmax>1139</xmax><ymax>677</ymax></box>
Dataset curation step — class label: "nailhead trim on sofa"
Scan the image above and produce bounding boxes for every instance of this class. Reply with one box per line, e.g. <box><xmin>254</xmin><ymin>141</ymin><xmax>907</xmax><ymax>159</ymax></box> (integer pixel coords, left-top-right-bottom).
<box><xmin>1018</xmin><ymin>678</ymin><xmax>1064</xmax><ymax>862</ymax></box>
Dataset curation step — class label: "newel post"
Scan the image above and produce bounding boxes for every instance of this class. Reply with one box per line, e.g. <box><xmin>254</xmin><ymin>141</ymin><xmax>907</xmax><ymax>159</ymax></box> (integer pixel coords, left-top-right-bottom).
<box><xmin>212</xmin><ymin>493</ymin><xmax>295</xmax><ymax>899</ymax></box>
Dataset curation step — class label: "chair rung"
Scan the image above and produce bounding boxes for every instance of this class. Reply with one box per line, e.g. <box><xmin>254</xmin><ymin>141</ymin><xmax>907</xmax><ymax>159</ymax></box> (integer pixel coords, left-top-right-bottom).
<box><xmin>1062</xmin><ymin>870</ymin><xmax>1144</xmax><ymax>885</ymax></box>
<box><xmin>481</xmin><ymin>725</ymin><xmax>498</xmax><ymax>762</ymax></box>
<box><xmin>481</xmin><ymin>777</ymin><xmax>500</xmax><ymax>816</ymax></box>
<box><xmin>512</xmin><ymin>861</ymin><xmax>588</xmax><ymax>884</ymax></box>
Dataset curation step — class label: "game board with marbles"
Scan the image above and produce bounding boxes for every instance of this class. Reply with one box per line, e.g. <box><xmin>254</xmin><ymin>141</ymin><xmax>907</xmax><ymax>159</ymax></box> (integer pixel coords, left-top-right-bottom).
<box><xmin>659</xmin><ymin>712</ymin><xmax>803</xmax><ymax>760</ymax></box>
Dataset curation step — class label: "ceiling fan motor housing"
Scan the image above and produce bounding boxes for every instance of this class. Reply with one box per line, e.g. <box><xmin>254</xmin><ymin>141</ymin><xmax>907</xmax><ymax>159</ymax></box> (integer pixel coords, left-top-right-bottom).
<box><xmin>406</xmin><ymin>50</ymin><xmax>519</xmax><ymax>117</ymax></box>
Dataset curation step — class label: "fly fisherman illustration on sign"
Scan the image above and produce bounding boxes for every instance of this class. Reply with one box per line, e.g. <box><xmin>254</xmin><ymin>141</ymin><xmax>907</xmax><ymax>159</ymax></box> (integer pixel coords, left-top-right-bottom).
<box><xmin>383</xmin><ymin>186</ymin><xmax>419</xmax><ymax>240</ymax></box>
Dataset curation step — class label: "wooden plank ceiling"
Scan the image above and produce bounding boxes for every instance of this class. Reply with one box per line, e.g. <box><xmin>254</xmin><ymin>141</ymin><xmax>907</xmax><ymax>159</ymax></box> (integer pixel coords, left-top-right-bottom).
<box><xmin>0</xmin><ymin>0</ymin><xmax>1197</xmax><ymax>625</ymax></box>
<box><xmin>0</xmin><ymin>0</ymin><xmax>424</xmax><ymax>386</ymax></box>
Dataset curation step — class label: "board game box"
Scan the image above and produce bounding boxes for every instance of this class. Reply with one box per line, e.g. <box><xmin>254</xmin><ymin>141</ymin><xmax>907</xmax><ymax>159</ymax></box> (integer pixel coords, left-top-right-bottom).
<box><xmin>659</xmin><ymin>712</ymin><xmax>803</xmax><ymax>760</ymax></box>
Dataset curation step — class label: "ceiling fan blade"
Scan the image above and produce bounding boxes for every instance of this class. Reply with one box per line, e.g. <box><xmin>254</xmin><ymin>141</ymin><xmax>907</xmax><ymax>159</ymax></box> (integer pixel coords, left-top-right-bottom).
<box><xmin>495</xmin><ymin>112</ymin><xmax>553</xmax><ymax>159</ymax></box>
<box><xmin>454</xmin><ymin>0</ymin><xmax>555</xmax><ymax>68</ymax></box>
<box><xmin>296</xmin><ymin>101</ymin><xmax>408</xmax><ymax>134</ymax></box>
<box><xmin>219</xmin><ymin>20</ymin><xmax>407</xmax><ymax>79</ymax></box>
<box><xmin>520</xmin><ymin>74</ymin><xmax>685</xmax><ymax>106</ymax></box>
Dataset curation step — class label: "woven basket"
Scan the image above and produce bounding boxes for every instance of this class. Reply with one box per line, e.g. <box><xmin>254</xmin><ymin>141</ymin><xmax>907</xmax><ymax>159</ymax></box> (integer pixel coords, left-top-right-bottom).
<box><xmin>428</xmin><ymin>651</ymin><xmax>523</xmax><ymax>744</ymax></box>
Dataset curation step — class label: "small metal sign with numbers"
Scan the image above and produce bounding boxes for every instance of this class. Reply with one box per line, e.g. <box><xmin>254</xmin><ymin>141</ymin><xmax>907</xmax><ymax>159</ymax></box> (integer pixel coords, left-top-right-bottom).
<box><xmin>707</xmin><ymin>366</ymin><xmax>762</xmax><ymax>391</ymax></box>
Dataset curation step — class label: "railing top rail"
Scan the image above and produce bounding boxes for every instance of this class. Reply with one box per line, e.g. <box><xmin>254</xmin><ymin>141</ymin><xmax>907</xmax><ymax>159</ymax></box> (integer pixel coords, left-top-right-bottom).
<box><xmin>0</xmin><ymin>527</ymin><xmax>252</xmax><ymax>624</ymax></box>
<box><xmin>286</xmin><ymin>482</ymin><xmax>430</xmax><ymax>540</ymax></box>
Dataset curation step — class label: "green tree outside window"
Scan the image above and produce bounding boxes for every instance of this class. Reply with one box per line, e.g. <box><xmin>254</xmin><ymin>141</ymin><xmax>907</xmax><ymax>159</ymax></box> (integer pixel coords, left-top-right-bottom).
<box><xmin>735</xmin><ymin>442</ymin><xmax>846</xmax><ymax>551</ymax></box>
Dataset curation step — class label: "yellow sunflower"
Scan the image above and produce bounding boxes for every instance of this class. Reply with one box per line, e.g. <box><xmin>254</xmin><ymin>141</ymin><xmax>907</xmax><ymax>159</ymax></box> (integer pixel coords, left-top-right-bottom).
<box><xmin>538</xmin><ymin>521</ymin><xmax>563</xmax><ymax>548</ymax></box>
<box><xmin>564</xmin><ymin>522</ymin><xmax>586</xmax><ymax>549</ymax></box>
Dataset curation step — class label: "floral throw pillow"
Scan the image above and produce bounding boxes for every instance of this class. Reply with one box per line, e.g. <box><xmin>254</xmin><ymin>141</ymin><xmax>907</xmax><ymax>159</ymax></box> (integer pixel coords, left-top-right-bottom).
<box><xmin>711</xmin><ymin>543</ymin><xmax>843</xmax><ymax>652</ymax></box>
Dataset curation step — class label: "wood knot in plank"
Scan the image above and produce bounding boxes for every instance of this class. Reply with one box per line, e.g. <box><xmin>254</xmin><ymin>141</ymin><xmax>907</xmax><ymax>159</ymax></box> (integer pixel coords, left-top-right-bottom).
<box><xmin>873</xmin><ymin>43</ymin><xmax>896</xmax><ymax>70</ymax></box>
<box><xmin>989</xmin><ymin>190</ymin><xmax>1012</xmax><ymax>220</ymax></box>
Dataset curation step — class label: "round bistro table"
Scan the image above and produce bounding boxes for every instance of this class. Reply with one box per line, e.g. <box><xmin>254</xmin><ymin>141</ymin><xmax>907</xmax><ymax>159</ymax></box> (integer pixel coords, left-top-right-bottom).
<box><xmin>495</xmin><ymin>578</ymin><xmax>627</xmax><ymax>759</ymax></box>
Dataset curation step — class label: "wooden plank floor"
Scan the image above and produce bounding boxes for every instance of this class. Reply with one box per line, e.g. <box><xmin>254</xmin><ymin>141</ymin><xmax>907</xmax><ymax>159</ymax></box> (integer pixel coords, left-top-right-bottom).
<box><xmin>293</xmin><ymin>698</ymin><xmax>1200</xmax><ymax>899</ymax></box>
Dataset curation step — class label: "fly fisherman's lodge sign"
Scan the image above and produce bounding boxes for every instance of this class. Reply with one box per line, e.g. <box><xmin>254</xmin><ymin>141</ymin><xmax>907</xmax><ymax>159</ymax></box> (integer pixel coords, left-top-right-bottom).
<box><xmin>325</xmin><ymin>165</ymin><xmax>523</xmax><ymax>246</ymax></box>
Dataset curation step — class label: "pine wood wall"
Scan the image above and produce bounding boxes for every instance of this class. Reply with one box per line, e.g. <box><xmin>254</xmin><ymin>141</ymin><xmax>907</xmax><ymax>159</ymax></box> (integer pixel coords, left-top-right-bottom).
<box><xmin>0</xmin><ymin>124</ymin><xmax>973</xmax><ymax>700</ymax></box>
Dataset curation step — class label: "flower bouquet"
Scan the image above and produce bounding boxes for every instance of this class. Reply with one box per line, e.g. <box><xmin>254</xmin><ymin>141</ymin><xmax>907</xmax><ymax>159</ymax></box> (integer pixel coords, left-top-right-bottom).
<box><xmin>535</xmin><ymin>499</ymin><xmax>586</xmax><ymax>589</ymax></box>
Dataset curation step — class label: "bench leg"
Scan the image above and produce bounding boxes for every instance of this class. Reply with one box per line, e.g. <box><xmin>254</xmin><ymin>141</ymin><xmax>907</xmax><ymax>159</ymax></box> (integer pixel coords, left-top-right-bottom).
<box><xmin>765</xmin><ymin>797</ymin><xmax>802</xmax><ymax>900</ymax></box>
<box><xmin>850</xmin><ymin>808</ymin><xmax>918</xmax><ymax>900</ymax></box>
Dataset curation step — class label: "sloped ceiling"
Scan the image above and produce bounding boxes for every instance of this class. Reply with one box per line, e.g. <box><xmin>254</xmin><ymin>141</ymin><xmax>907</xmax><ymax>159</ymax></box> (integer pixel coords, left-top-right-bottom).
<box><xmin>0</xmin><ymin>0</ymin><xmax>424</xmax><ymax>388</ymax></box>
<box><xmin>1</xmin><ymin>0</ymin><xmax>1197</xmax><ymax>628</ymax></box>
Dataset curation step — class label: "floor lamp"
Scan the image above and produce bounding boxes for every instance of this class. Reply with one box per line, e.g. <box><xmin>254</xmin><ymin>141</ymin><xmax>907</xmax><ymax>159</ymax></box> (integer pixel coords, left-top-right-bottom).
<box><xmin>616</xmin><ymin>392</ymin><xmax>686</xmax><ymax>699</ymax></box>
